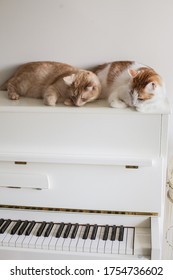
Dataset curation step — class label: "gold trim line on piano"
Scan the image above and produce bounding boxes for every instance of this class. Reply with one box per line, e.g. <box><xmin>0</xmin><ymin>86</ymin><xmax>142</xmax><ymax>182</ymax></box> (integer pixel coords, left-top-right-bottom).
<box><xmin>0</xmin><ymin>204</ymin><xmax>158</xmax><ymax>216</ymax></box>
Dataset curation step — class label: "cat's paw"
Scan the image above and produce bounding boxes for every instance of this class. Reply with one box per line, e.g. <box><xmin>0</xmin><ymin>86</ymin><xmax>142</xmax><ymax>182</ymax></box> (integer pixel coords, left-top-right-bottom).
<box><xmin>8</xmin><ymin>92</ymin><xmax>20</xmax><ymax>100</ymax></box>
<box><xmin>64</xmin><ymin>98</ymin><xmax>74</xmax><ymax>106</ymax></box>
<box><xmin>44</xmin><ymin>95</ymin><xmax>57</xmax><ymax>106</ymax></box>
<box><xmin>109</xmin><ymin>99</ymin><xmax>127</xmax><ymax>108</ymax></box>
<box><xmin>136</xmin><ymin>104</ymin><xmax>145</xmax><ymax>113</ymax></box>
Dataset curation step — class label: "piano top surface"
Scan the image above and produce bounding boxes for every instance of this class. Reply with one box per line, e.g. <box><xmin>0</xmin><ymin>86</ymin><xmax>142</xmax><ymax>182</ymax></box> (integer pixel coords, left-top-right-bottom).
<box><xmin>0</xmin><ymin>91</ymin><xmax>170</xmax><ymax>115</ymax></box>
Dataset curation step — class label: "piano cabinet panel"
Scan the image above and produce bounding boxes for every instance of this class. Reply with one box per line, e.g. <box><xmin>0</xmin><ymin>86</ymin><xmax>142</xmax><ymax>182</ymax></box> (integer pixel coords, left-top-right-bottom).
<box><xmin>0</xmin><ymin>160</ymin><xmax>163</xmax><ymax>213</ymax></box>
<box><xmin>0</xmin><ymin>111</ymin><xmax>161</xmax><ymax>158</ymax></box>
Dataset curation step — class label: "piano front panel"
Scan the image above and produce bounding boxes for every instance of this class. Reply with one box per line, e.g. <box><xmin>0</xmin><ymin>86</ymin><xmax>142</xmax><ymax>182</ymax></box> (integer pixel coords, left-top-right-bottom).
<box><xmin>0</xmin><ymin>94</ymin><xmax>170</xmax><ymax>259</ymax></box>
<box><xmin>0</xmin><ymin>110</ymin><xmax>161</xmax><ymax>158</ymax></box>
<box><xmin>0</xmin><ymin>159</ymin><xmax>163</xmax><ymax>213</ymax></box>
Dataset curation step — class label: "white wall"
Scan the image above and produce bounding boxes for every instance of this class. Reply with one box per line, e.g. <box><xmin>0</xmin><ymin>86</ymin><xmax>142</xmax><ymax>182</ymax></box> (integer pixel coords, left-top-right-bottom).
<box><xmin>0</xmin><ymin>0</ymin><xmax>173</xmax><ymax>156</ymax></box>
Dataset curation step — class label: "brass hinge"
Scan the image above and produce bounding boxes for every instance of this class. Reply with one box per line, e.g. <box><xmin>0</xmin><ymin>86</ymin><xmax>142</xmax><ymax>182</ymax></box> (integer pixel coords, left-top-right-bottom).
<box><xmin>125</xmin><ymin>165</ymin><xmax>139</xmax><ymax>169</ymax></box>
<box><xmin>14</xmin><ymin>161</ymin><xmax>27</xmax><ymax>165</ymax></box>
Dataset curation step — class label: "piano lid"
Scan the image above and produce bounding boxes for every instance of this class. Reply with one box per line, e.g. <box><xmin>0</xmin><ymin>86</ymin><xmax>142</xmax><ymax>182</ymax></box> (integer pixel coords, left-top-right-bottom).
<box><xmin>0</xmin><ymin>91</ymin><xmax>171</xmax><ymax>114</ymax></box>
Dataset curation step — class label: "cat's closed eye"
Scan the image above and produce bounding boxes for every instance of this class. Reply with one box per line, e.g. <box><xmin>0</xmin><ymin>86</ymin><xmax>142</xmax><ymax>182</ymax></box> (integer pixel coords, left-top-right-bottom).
<box><xmin>84</xmin><ymin>86</ymin><xmax>93</xmax><ymax>91</ymax></box>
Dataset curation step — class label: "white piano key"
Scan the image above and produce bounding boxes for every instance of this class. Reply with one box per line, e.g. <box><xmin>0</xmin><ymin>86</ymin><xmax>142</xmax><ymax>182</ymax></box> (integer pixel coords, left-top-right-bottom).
<box><xmin>98</xmin><ymin>227</ymin><xmax>106</xmax><ymax>253</ymax></box>
<box><xmin>1</xmin><ymin>222</ymin><xmax>15</xmax><ymax>246</ymax></box>
<box><xmin>83</xmin><ymin>226</ymin><xmax>93</xmax><ymax>252</ymax></box>
<box><xmin>48</xmin><ymin>224</ymin><xmax>60</xmax><ymax>250</ymax></box>
<box><xmin>16</xmin><ymin>230</ymin><xmax>28</xmax><ymax>248</ymax></box>
<box><xmin>104</xmin><ymin>227</ymin><xmax>113</xmax><ymax>254</ymax></box>
<box><xmin>28</xmin><ymin>223</ymin><xmax>41</xmax><ymax>249</ymax></box>
<box><xmin>70</xmin><ymin>225</ymin><xmax>82</xmax><ymax>252</ymax></box>
<box><xmin>119</xmin><ymin>227</ymin><xmax>127</xmax><ymax>255</ymax></box>
<box><xmin>23</xmin><ymin>223</ymin><xmax>39</xmax><ymax>249</ymax></box>
<box><xmin>55</xmin><ymin>225</ymin><xmax>67</xmax><ymax>251</ymax></box>
<box><xmin>126</xmin><ymin>227</ymin><xmax>134</xmax><ymax>255</ymax></box>
<box><xmin>90</xmin><ymin>226</ymin><xmax>102</xmax><ymax>253</ymax></box>
<box><xmin>62</xmin><ymin>226</ymin><xmax>74</xmax><ymax>251</ymax></box>
<box><xmin>111</xmin><ymin>227</ymin><xmax>120</xmax><ymax>254</ymax></box>
<box><xmin>76</xmin><ymin>226</ymin><xmax>86</xmax><ymax>252</ymax></box>
<box><xmin>35</xmin><ymin>224</ymin><xmax>48</xmax><ymax>249</ymax></box>
<box><xmin>8</xmin><ymin>232</ymin><xmax>21</xmax><ymax>247</ymax></box>
<box><xmin>42</xmin><ymin>224</ymin><xmax>57</xmax><ymax>250</ymax></box>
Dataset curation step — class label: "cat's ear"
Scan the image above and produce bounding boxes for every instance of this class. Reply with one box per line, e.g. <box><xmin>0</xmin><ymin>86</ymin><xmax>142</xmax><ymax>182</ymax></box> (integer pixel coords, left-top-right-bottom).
<box><xmin>128</xmin><ymin>69</ymin><xmax>139</xmax><ymax>78</ymax></box>
<box><xmin>63</xmin><ymin>74</ymin><xmax>76</xmax><ymax>86</ymax></box>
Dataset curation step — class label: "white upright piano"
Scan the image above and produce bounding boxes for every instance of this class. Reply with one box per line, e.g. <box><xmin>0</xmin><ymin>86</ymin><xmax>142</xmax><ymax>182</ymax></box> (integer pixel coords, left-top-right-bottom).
<box><xmin>0</xmin><ymin>91</ymin><xmax>170</xmax><ymax>259</ymax></box>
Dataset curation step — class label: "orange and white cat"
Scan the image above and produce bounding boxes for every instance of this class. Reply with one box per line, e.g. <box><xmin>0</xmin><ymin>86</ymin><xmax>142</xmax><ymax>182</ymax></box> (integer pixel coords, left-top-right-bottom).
<box><xmin>93</xmin><ymin>61</ymin><xmax>166</xmax><ymax>112</ymax></box>
<box><xmin>0</xmin><ymin>61</ymin><xmax>101</xmax><ymax>106</ymax></box>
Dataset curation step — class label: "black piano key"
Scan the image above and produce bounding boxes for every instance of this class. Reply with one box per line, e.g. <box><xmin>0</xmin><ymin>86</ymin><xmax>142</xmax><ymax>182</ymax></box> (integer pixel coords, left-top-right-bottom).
<box><xmin>36</xmin><ymin>221</ymin><xmax>47</xmax><ymax>237</ymax></box>
<box><xmin>82</xmin><ymin>224</ymin><xmax>90</xmax><ymax>239</ymax></box>
<box><xmin>44</xmin><ymin>222</ymin><xmax>54</xmax><ymax>237</ymax></box>
<box><xmin>103</xmin><ymin>225</ymin><xmax>109</xmax><ymax>240</ymax></box>
<box><xmin>25</xmin><ymin>221</ymin><xmax>36</xmax><ymax>236</ymax></box>
<box><xmin>0</xmin><ymin>219</ymin><xmax>4</xmax><ymax>227</ymax></box>
<box><xmin>91</xmin><ymin>224</ymin><xmax>98</xmax><ymax>240</ymax></box>
<box><xmin>56</xmin><ymin>223</ymin><xmax>65</xmax><ymax>238</ymax></box>
<box><xmin>0</xmin><ymin>219</ymin><xmax>12</xmax><ymax>234</ymax></box>
<box><xmin>71</xmin><ymin>223</ymin><xmax>79</xmax><ymax>239</ymax></box>
<box><xmin>118</xmin><ymin>225</ymin><xmax>124</xmax><ymax>241</ymax></box>
<box><xmin>18</xmin><ymin>220</ymin><xmax>29</xmax><ymax>235</ymax></box>
<box><xmin>110</xmin><ymin>225</ymin><xmax>117</xmax><ymax>241</ymax></box>
<box><xmin>63</xmin><ymin>223</ymin><xmax>72</xmax><ymax>238</ymax></box>
<box><xmin>11</xmin><ymin>220</ymin><xmax>22</xmax><ymax>235</ymax></box>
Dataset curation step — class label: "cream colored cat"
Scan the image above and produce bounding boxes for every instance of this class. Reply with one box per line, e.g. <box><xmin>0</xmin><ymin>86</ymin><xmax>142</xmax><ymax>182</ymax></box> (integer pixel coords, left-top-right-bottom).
<box><xmin>0</xmin><ymin>61</ymin><xmax>101</xmax><ymax>106</ymax></box>
<box><xmin>92</xmin><ymin>61</ymin><xmax>166</xmax><ymax>112</ymax></box>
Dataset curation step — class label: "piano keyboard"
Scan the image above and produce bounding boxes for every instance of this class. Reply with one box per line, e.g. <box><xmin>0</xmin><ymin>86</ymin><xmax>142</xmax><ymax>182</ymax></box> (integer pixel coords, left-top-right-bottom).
<box><xmin>0</xmin><ymin>218</ymin><xmax>135</xmax><ymax>255</ymax></box>
<box><xmin>0</xmin><ymin>209</ymin><xmax>153</xmax><ymax>259</ymax></box>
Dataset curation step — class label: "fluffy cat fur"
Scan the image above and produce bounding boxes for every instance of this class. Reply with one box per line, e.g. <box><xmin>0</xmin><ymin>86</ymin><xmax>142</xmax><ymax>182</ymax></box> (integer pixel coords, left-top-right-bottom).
<box><xmin>0</xmin><ymin>61</ymin><xmax>101</xmax><ymax>106</ymax></box>
<box><xmin>92</xmin><ymin>61</ymin><xmax>166</xmax><ymax>112</ymax></box>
